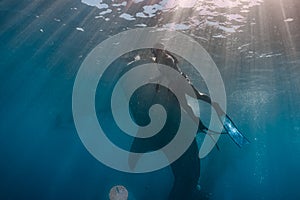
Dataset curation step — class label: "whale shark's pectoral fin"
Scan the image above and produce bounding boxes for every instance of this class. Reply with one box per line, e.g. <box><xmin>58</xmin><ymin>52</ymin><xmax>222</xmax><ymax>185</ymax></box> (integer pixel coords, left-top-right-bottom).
<box><xmin>222</xmin><ymin>115</ymin><xmax>250</xmax><ymax>147</ymax></box>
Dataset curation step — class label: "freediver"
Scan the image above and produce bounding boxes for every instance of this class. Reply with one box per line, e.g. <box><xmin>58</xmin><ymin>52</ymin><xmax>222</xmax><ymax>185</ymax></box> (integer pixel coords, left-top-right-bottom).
<box><xmin>129</xmin><ymin>44</ymin><xmax>249</xmax><ymax>199</ymax></box>
<box><xmin>150</xmin><ymin>44</ymin><xmax>250</xmax><ymax>147</ymax></box>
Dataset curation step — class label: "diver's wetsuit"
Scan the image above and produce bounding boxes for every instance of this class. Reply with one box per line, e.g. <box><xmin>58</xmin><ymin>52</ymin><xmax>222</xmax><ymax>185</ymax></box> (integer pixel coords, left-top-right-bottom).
<box><xmin>151</xmin><ymin>48</ymin><xmax>249</xmax><ymax>199</ymax></box>
<box><xmin>152</xmin><ymin>48</ymin><xmax>209</xmax><ymax>133</ymax></box>
<box><xmin>152</xmin><ymin>48</ymin><xmax>249</xmax><ymax>147</ymax></box>
<box><xmin>151</xmin><ymin>49</ymin><xmax>203</xmax><ymax>199</ymax></box>
<box><xmin>129</xmin><ymin>48</ymin><xmax>249</xmax><ymax>199</ymax></box>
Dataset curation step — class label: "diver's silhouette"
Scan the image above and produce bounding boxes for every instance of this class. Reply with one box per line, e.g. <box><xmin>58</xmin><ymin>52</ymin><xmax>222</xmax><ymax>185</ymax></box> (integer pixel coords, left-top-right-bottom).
<box><xmin>129</xmin><ymin>45</ymin><xmax>249</xmax><ymax>199</ymax></box>
<box><xmin>150</xmin><ymin>45</ymin><xmax>249</xmax><ymax>147</ymax></box>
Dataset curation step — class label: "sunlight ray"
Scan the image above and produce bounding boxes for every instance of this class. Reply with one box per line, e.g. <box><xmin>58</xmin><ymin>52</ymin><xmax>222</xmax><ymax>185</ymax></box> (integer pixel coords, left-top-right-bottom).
<box><xmin>279</xmin><ymin>0</ymin><xmax>296</xmax><ymax>59</ymax></box>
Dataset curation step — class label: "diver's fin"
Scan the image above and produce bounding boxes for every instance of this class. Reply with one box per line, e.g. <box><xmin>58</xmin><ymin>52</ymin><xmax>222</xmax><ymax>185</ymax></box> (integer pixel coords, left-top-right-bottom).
<box><xmin>222</xmin><ymin>115</ymin><xmax>250</xmax><ymax>147</ymax></box>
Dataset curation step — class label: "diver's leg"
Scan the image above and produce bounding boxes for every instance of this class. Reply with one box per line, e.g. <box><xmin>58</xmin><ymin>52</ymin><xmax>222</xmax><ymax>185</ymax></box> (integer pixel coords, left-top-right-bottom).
<box><xmin>192</xmin><ymin>85</ymin><xmax>249</xmax><ymax>147</ymax></box>
<box><xmin>168</xmin><ymin>140</ymin><xmax>200</xmax><ymax>200</ymax></box>
<box><xmin>177</xmin><ymin>89</ymin><xmax>226</xmax><ymax>139</ymax></box>
<box><xmin>176</xmin><ymin>91</ymin><xmax>208</xmax><ymax>134</ymax></box>
<box><xmin>128</xmin><ymin>128</ymin><xmax>146</xmax><ymax>170</ymax></box>
<box><xmin>188</xmin><ymin>84</ymin><xmax>224</xmax><ymax>115</ymax></box>
<box><xmin>189</xmin><ymin>84</ymin><xmax>249</xmax><ymax>147</ymax></box>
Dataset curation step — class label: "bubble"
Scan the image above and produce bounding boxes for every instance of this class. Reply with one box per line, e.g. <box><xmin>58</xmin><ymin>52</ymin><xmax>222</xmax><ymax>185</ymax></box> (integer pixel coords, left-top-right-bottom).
<box><xmin>109</xmin><ymin>185</ymin><xmax>128</xmax><ymax>200</ymax></box>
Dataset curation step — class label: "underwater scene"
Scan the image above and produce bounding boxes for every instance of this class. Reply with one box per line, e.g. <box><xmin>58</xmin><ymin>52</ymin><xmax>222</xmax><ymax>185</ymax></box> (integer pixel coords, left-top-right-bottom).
<box><xmin>1</xmin><ymin>0</ymin><xmax>300</xmax><ymax>199</ymax></box>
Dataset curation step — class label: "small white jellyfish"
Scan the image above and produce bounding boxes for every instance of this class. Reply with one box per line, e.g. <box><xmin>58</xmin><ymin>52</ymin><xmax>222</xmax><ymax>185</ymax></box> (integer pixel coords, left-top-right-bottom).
<box><xmin>109</xmin><ymin>185</ymin><xmax>128</xmax><ymax>200</ymax></box>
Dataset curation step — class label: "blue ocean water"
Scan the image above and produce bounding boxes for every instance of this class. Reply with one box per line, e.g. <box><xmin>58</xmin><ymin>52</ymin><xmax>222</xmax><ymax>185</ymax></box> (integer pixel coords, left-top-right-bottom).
<box><xmin>1</xmin><ymin>0</ymin><xmax>300</xmax><ymax>199</ymax></box>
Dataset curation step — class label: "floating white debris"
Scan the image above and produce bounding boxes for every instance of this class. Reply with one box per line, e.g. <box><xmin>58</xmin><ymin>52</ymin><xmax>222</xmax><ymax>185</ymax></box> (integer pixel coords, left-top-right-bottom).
<box><xmin>238</xmin><ymin>43</ymin><xmax>251</xmax><ymax>50</ymax></box>
<box><xmin>199</xmin><ymin>6</ymin><xmax>219</xmax><ymax>16</ymax></box>
<box><xmin>134</xmin><ymin>55</ymin><xmax>141</xmax><ymax>61</ymax></box>
<box><xmin>259</xmin><ymin>53</ymin><xmax>282</xmax><ymax>58</ymax></box>
<box><xmin>119</xmin><ymin>13</ymin><xmax>136</xmax><ymax>21</ymax></box>
<box><xmin>162</xmin><ymin>0</ymin><xmax>197</xmax><ymax>9</ymax></box>
<box><xmin>39</xmin><ymin>29</ymin><xmax>44</xmax><ymax>32</ymax></box>
<box><xmin>80</xmin><ymin>0</ymin><xmax>265</xmax><ymax>38</ymax></box>
<box><xmin>142</xmin><ymin>4</ymin><xmax>162</xmax><ymax>17</ymax></box>
<box><xmin>95</xmin><ymin>15</ymin><xmax>104</xmax><ymax>19</ymax></box>
<box><xmin>212</xmin><ymin>34</ymin><xmax>226</xmax><ymax>38</ymax></box>
<box><xmin>99</xmin><ymin>4</ymin><xmax>108</xmax><ymax>9</ymax></box>
<box><xmin>206</xmin><ymin>20</ymin><xmax>219</xmax><ymax>26</ymax></box>
<box><xmin>99</xmin><ymin>9</ymin><xmax>112</xmax><ymax>15</ymax></box>
<box><xmin>136</xmin><ymin>12</ymin><xmax>148</xmax><ymax>18</ymax></box>
<box><xmin>241</xmin><ymin>9</ymin><xmax>250</xmax><ymax>13</ymax></box>
<box><xmin>54</xmin><ymin>18</ymin><xmax>61</xmax><ymax>22</ymax></box>
<box><xmin>218</xmin><ymin>25</ymin><xmax>237</xmax><ymax>33</ymax></box>
<box><xmin>76</xmin><ymin>27</ymin><xmax>84</xmax><ymax>32</ymax></box>
<box><xmin>109</xmin><ymin>185</ymin><xmax>128</xmax><ymax>200</ymax></box>
<box><xmin>127</xmin><ymin>54</ymin><xmax>142</xmax><ymax>65</ymax></box>
<box><xmin>227</xmin><ymin>14</ymin><xmax>244</xmax><ymax>22</ymax></box>
<box><xmin>81</xmin><ymin>0</ymin><xmax>108</xmax><ymax>9</ymax></box>
<box><xmin>135</xmin><ymin>23</ymin><xmax>147</xmax><ymax>27</ymax></box>
<box><xmin>112</xmin><ymin>2</ymin><xmax>127</xmax><ymax>7</ymax></box>
<box><xmin>163</xmin><ymin>23</ymin><xmax>190</xmax><ymax>30</ymax></box>
<box><xmin>284</xmin><ymin>18</ymin><xmax>294</xmax><ymax>22</ymax></box>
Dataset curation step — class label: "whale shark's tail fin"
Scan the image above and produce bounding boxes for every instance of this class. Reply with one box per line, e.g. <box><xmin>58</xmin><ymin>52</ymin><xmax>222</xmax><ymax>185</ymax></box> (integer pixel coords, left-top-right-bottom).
<box><xmin>221</xmin><ymin>114</ymin><xmax>250</xmax><ymax>147</ymax></box>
